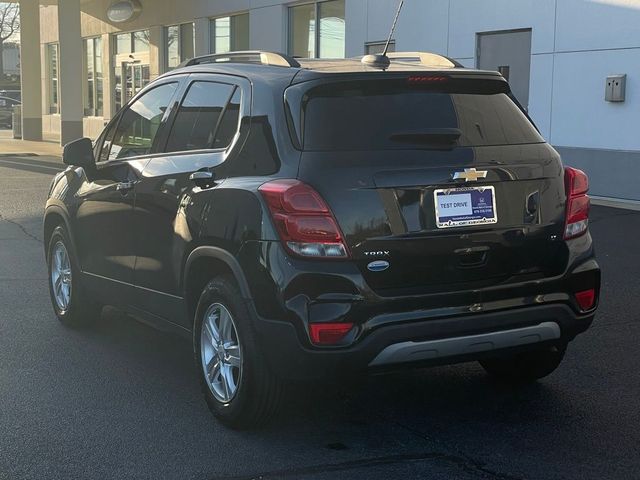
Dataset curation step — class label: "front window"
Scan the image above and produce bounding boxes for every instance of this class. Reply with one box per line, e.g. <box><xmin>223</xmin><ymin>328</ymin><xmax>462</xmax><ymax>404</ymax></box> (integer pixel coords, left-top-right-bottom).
<box><xmin>165</xmin><ymin>23</ymin><xmax>195</xmax><ymax>71</ymax></box>
<box><xmin>46</xmin><ymin>44</ymin><xmax>59</xmax><ymax>114</ymax></box>
<box><xmin>83</xmin><ymin>37</ymin><xmax>104</xmax><ymax>117</ymax></box>
<box><xmin>106</xmin><ymin>82</ymin><xmax>178</xmax><ymax>161</ymax></box>
<box><xmin>289</xmin><ymin>0</ymin><xmax>345</xmax><ymax>59</ymax></box>
<box><xmin>210</xmin><ymin>13</ymin><xmax>249</xmax><ymax>54</ymax></box>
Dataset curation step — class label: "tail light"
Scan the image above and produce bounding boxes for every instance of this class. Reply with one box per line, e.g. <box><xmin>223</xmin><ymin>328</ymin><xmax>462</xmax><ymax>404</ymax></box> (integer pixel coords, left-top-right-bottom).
<box><xmin>259</xmin><ymin>179</ymin><xmax>349</xmax><ymax>258</ymax></box>
<box><xmin>564</xmin><ymin>167</ymin><xmax>590</xmax><ymax>239</ymax></box>
<box><xmin>309</xmin><ymin>322</ymin><xmax>354</xmax><ymax>345</ymax></box>
<box><xmin>575</xmin><ymin>288</ymin><xmax>596</xmax><ymax>312</ymax></box>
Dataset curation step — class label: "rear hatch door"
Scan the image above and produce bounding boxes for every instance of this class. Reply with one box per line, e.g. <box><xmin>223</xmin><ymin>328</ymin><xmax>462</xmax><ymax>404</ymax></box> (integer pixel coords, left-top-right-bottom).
<box><xmin>289</xmin><ymin>73</ymin><xmax>567</xmax><ymax>295</ymax></box>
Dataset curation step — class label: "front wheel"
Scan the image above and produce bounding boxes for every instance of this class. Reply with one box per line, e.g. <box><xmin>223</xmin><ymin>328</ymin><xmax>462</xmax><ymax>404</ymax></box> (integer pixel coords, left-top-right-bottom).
<box><xmin>47</xmin><ymin>225</ymin><xmax>101</xmax><ymax>327</ymax></box>
<box><xmin>479</xmin><ymin>343</ymin><xmax>567</xmax><ymax>383</ymax></box>
<box><xmin>194</xmin><ymin>276</ymin><xmax>283</xmax><ymax>429</ymax></box>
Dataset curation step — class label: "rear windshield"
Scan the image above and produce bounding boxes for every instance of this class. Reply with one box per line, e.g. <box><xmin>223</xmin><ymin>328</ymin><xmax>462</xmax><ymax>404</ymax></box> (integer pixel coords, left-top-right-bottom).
<box><xmin>295</xmin><ymin>78</ymin><xmax>543</xmax><ymax>151</ymax></box>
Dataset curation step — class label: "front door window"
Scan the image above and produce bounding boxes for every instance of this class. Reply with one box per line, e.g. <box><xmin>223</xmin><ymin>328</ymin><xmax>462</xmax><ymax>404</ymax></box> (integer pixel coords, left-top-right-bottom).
<box><xmin>106</xmin><ymin>82</ymin><xmax>178</xmax><ymax>161</ymax></box>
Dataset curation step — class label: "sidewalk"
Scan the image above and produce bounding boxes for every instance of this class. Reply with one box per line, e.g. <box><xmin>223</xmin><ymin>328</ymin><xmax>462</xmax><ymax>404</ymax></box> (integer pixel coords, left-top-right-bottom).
<box><xmin>0</xmin><ymin>129</ymin><xmax>62</xmax><ymax>157</ymax></box>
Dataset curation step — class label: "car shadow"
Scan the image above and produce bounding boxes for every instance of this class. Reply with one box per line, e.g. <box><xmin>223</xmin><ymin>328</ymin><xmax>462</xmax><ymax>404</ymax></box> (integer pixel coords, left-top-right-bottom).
<box><xmin>86</xmin><ymin>304</ymin><xmax>575</xmax><ymax>435</ymax></box>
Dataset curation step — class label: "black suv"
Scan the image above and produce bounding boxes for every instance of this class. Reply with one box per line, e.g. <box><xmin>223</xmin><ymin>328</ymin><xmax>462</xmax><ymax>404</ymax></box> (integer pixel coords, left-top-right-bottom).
<box><xmin>45</xmin><ymin>51</ymin><xmax>600</xmax><ymax>427</ymax></box>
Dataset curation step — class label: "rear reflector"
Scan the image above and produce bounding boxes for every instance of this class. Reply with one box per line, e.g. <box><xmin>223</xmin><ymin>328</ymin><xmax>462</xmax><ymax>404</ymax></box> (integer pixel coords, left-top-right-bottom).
<box><xmin>575</xmin><ymin>289</ymin><xmax>596</xmax><ymax>311</ymax></box>
<box><xmin>564</xmin><ymin>167</ymin><xmax>590</xmax><ymax>239</ymax></box>
<box><xmin>259</xmin><ymin>179</ymin><xmax>348</xmax><ymax>258</ymax></box>
<box><xmin>309</xmin><ymin>323</ymin><xmax>354</xmax><ymax>346</ymax></box>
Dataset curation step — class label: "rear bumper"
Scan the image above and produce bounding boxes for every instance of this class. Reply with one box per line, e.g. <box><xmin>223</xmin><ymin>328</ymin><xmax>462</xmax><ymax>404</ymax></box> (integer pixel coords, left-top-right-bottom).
<box><xmin>252</xmin><ymin>303</ymin><xmax>594</xmax><ymax>380</ymax></box>
<box><xmin>238</xmin><ymin>239</ymin><xmax>600</xmax><ymax>380</ymax></box>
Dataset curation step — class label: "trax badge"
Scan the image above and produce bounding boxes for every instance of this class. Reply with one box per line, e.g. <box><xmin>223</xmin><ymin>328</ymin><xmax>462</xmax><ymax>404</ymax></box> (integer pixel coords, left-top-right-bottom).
<box><xmin>367</xmin><ymin>260</ymin><xmax>390</xmax><ymax>272</ymax></box>
<box><xmin>453</xmin><ymin>168</ymin><xmax>488</xmax><ymax>182</ymax></box>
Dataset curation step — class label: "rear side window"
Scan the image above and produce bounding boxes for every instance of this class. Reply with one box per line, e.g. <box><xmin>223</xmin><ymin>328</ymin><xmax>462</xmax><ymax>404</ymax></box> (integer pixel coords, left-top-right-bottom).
<box><xmin>165</xmin><ymin>81</ymin><xmax>240</xmax><ymax>153</ymax></box>
<box><xmin>298</xmin><ymin>78</ymin><xmax>543</xmax><ymax>151</ymax></box>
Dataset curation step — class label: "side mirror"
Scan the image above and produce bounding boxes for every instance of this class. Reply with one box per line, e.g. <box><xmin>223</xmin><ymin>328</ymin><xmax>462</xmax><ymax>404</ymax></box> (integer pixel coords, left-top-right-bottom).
<box><xmin>63</xmin><ymin>137</ymin><xmax>95</xmax><ymax>168</ymax></box>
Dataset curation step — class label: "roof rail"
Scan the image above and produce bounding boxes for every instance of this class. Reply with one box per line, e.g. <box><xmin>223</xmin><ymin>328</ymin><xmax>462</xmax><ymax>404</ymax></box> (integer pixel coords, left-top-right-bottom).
<box><xmin>386</xmin><ymin>52</ymin><xmax>463</xmax><ymax>68</ymax></box>
<box><xmin>180</xmin><ymin>51</ymin><xmax>301</xmax><ymax>68</ymax></box>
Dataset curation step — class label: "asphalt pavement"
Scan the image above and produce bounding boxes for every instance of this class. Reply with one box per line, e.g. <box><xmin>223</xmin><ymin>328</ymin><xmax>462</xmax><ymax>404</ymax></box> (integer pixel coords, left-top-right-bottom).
<box><xmin>0</xmin><ymin>149</ymin><xmax>639</xmax><ymax>480</ymax></box>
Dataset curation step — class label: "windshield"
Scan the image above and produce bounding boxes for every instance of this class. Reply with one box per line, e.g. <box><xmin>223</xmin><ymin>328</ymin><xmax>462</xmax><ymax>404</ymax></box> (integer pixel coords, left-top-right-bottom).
<box><xmin>295</xmin><ymin>77</ymin><xmax>544</xmax><ymax>151</ymax></box>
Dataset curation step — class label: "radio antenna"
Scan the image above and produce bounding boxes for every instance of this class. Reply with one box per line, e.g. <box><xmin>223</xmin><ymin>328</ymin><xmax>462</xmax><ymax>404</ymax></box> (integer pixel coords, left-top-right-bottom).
<box><xmin>383</xmin><ymin>0</ymin><xmax>403</xmax><ymax>56</ymax></box>
<box><xmin>362</xmin><ymin>0</ymin><xmax>404</xmax><ymax>69</ymax></box>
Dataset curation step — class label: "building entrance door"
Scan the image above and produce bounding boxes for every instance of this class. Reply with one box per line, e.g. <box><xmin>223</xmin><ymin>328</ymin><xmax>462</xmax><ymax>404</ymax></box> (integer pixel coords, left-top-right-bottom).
<box><xmin>477</xmin><ymin>29</ymin><xmax>532</xmax><ymax>109</ymax></box>
<box><xmin>114</xmin><ymin>52</ymin><xmax>151</xmax><ymax>111</ymax></box>
<box><xmin>123</xmin><ymin>63</ymin><xmax>150</xmax><ymax>104</ymax></box>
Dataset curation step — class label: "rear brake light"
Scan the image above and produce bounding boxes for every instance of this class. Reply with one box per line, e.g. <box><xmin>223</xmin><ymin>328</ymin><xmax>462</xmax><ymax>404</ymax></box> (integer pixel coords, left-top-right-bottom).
<box><xmin>259</xmin><ymin>179</ymin><xmax>349</xmax><ymax>258</ymax></box>
<box><xmin>564</xmin><ymin>167</ymin><xmax>590</xmax><ymax>239</ymax></box>
<box><xmin>309</xmin><ymin>322</ymin><xmax>354</xmax><ymax>345</ymax></box>
<box><xmin>575</xmin><ymin>289</ymin><xmax>596</xmax><ymax>311</ymax></box>
<box><xmin>408</xmin><ymin>75</ymin><xmax>449</xmax><ymax>84</ymax></box>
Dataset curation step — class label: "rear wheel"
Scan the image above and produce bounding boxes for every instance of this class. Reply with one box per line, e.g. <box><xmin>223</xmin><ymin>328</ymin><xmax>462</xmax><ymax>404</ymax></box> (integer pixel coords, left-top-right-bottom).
<box><xmin>479</xmin><ymin>343</ymin><xmax>567</xmax><ymax>383</ymax></box>
<box><xmin>47</xmin><ymin>225</ymin><xmax>101</xmax><ymax>327</ymax></box>
<box><xmin>194</xmin><ymin>276</ymin><xmax>283</xmax><ymax>429</ymax></box>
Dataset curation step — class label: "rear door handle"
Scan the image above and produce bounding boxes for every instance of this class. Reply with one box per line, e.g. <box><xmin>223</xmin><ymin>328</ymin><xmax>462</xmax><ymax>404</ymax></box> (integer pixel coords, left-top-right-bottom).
<box><xmin>116</xmin><ymin>180</ymin><xmax>137</xmax><ymax>193</ymax></box>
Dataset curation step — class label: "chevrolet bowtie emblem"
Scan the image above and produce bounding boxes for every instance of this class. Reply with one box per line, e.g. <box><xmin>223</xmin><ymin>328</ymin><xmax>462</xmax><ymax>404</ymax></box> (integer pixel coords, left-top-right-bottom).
<box><xmin>453</xmin><ymin>168</ymin><xmax>488</xmax><ymax>182</ymax></box>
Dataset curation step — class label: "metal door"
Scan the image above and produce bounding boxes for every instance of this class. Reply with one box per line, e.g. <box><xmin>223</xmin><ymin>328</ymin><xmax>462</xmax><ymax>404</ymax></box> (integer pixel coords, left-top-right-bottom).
<box><xmin>477</xmin><ymin>29</ymin><xmax>532</xmax><ymax>109</ymax></box>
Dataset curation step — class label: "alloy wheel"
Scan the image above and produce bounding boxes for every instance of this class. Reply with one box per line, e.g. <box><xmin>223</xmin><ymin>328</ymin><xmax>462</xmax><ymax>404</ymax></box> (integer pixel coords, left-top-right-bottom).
<box><xmin>51</xmin><ymin>241</ymin><xmax>72</xmax><ymax>312</ymax></box>
<box><xmin>200</xmin><ymin>303</ymin><xmax>242</xmax><ymax>403</ymax></box>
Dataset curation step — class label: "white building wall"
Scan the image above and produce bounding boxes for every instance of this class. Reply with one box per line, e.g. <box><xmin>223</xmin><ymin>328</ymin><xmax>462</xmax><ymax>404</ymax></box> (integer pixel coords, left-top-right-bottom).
<box><xmin>386</xmin><ymin>0</ymin><xmax>640</xmax><ymax>201</ymax></box>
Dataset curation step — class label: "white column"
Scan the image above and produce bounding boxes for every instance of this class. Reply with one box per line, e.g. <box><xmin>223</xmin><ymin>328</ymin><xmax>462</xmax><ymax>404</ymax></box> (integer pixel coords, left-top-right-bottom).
<box><xmin>18</xmin><ymin>0</ymin><xmax>42</xmax><ymax>141</ymax></box>
<box><xmin>57</xmin><ymin>0</ymin><xmax>84</xmax><ymax>145</ymax></box>
<box><xmin>149</xmin><ymin>25</ymin><xmax>164</xmax><ymax>79</ymax></box>
<box><xmin>194</xmin><ymin>17</ymin><xmax>210</xmax><ymax>56</ymax></box>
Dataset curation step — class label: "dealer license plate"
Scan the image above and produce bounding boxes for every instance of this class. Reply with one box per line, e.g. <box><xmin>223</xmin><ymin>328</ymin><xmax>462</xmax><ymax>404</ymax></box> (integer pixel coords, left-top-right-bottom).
<box><xmin>434</xmin><ymin>186</ymin><xmax>497</xmax><ymax>229</ymax></box>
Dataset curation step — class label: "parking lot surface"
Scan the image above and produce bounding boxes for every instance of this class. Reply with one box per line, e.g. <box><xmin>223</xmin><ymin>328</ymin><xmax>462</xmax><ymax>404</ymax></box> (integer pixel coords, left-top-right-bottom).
<box><xmin>0</xmin><ymin>152</ymin><xmax>638</xmax><ymax>479</ymax></box>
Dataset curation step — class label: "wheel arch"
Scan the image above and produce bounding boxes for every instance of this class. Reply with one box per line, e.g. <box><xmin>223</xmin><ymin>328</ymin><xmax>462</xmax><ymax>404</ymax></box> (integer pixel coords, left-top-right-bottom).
<box><xmin>43</xmin><ymin>206</ymin><xmax>76</xmax><ymax>257</ymax></box>
<box><xmin>183</xmin><ymin>246</ymin><xmax>253</xmax><ymax>326</ymax></box>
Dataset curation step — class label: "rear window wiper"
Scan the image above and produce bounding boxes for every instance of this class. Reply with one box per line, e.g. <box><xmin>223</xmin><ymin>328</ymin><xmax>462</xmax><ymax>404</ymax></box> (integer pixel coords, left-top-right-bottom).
<box><xmin>389</xmin><ymin>128</ymin><xmax>461</xmax><ymax>145</ymax></box>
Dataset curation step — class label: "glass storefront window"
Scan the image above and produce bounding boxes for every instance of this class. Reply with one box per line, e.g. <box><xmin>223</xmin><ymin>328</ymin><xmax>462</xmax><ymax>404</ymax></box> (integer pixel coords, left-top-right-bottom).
<box><xmin>365</xmin><ymin>40</ymin><xmax>396</xmax><ymax>55</ymax></box>
<box><xmin>46</xmin><ymin>44</ymin><xmax>59</xmax><ymax>114</ymax></box>
<box><xmin>166</xmin><ymin>25</ymin><xmax>180</xmax><ymax>69</ymax></box>
<box><xmin>115</xmin><ymin>30</ymin><xmax>150</xmax><ymax>55</ymax></box>
<box><xmin>113</xmin><ymin>30</ymin><xmax>152</xmax><ymax>111</ymax></box>
<box><xmin>318</xmin><ymin>0</ymin><xmax>345</xmax><ymax>58</ymax></box>
<box><xmin>289</xmin><ymin>1</ymin><xmax>345</xmax><ymax>59</ymax></box>
<box><xmin>133</xmin><ymin>30</ymin><xmax>150</xmax><ymax>53</ymax></box>
<box><xmin>83</xmin><ymin>37</ymin><xmax>103</xmax><ymax>117</ymax></box>
<box><xmin>289</xmin><ymin>3</ymin><xmax>315</xmax><ymax>59</ymax></box>
<box><xmin>165</xmin><ymin>23</ymin><xmax>195</xmax><ymax>71</ymax></box>
<box><xmin>116</xmin><ymin>33</ymin><xmax>131</xmax><ymax>55</ymax></box>
<box><xmin>210</xmin><ymin>13</ymin><xmax>249</xmax><ymax>54</ymax></box>
<box><xmin>95</xmin><ymin>38</ymin><xmax>104</xmax><ymax>116</ymax></box>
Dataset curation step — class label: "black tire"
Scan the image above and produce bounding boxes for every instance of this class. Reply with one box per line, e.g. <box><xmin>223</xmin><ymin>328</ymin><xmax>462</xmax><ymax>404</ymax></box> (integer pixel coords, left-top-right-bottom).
<box><xmin>46</xmin><ymin>225</ymin><xmax>101</xmax><ymax>328</ymax></box>
<box><xmin>479</xmin><ymin>343</ymin><xmax>567</xmax><ymax>383</ymax></box>
<box><xmin>193</xmin><ymin>276</ymin><xmax>283</xmax><ymax>429</ymax></box>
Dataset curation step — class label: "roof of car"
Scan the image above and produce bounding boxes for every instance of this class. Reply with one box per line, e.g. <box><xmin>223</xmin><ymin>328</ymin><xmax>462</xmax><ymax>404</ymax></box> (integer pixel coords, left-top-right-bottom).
<box><xmin>164</xmin><ymin>51</ymin><xmax>503</xmax><ymax>84</ymax></box>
